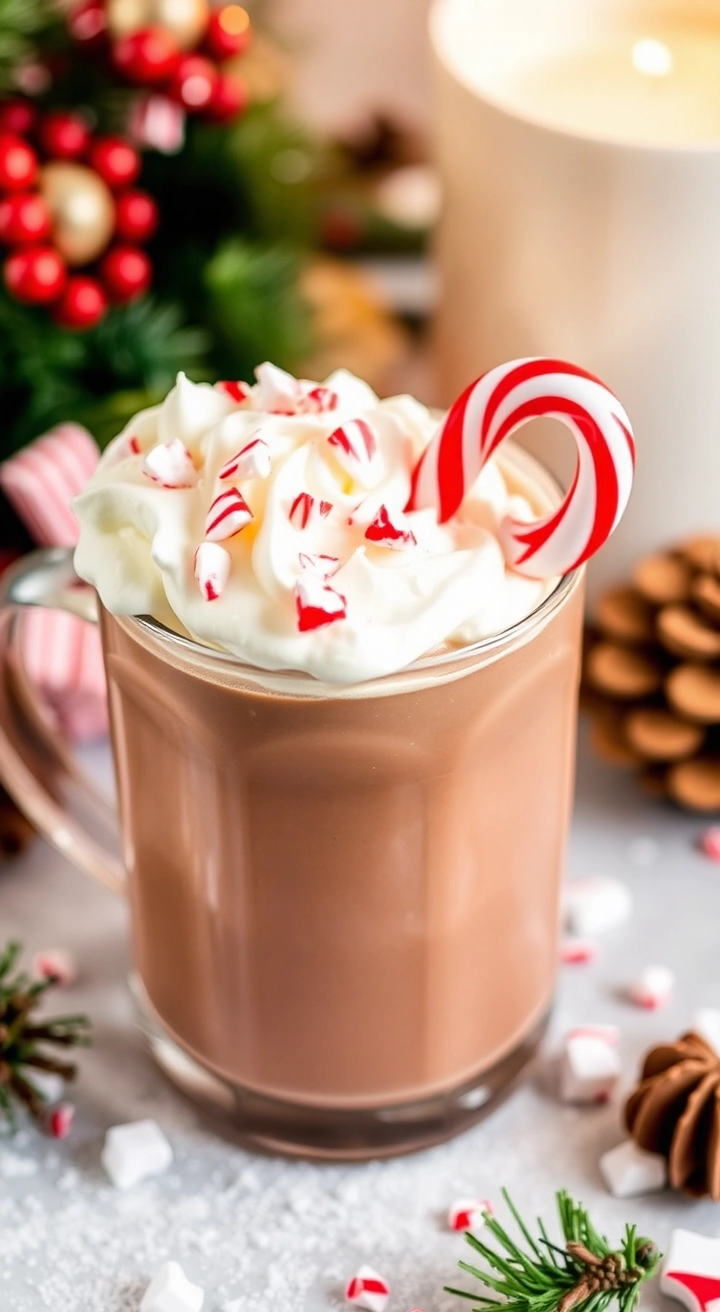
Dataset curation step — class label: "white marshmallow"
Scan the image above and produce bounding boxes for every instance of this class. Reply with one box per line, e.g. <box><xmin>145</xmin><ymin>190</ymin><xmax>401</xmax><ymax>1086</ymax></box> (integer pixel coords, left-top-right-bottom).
<box><xmin>345</xmin><ymin>1265</ymin><xmax>390</xmax><ymax>1312</ymax></box>
<box><xmin>628</xmin><ymin>966</ymin><xmax>675</xmax><ymax>1009</ymax></box>
<box><xmin>692</xmin><ymin>1008</ymin><xmax>720</xmax><ymax>1055</ymax></box>
<box><xmin>560</xmin><ymin>1026</ymin><xmax>621</xmax><ymax>1103</ymax></box>
<box><xmin>662</xmin><ymin>1229</ymin><xmax>720</xmax><ymax>1312</ymax></box>
<box><xmin>101</xmin><ymin>1119</ymin><xmax>173</xmax><ymax>1190</ymax></box>
<box><xmin>563</xmin><ymin>877</ymin><xmax>632</xmax><ymax>936</ymax></box>
<box><xmin>600</xmin><ymin>1141</ymin><xmax>667</xmax><ymax>1198</ymax></box>
<box><xmin>140</xmin><ymin>1261</ymin><xmax>204</xmax><ymax>1312</ymax></box>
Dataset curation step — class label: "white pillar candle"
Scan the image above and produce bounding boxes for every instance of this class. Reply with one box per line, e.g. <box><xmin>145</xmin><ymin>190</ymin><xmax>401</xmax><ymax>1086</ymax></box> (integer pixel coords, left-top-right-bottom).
<box><xmin>431</xmin><ymin>0</ymin><xmax>720</xmax><ymax>595</ymax></box>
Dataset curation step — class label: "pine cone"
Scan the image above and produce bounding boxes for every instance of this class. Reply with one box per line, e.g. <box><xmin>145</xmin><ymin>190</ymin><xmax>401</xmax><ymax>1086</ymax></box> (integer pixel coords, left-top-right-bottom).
<box><xmin>624</xmin><ymin>1031</ymin><xmax>720</xmax><ymax>1199</ymax></box>
<box><xmin>583</xmin><ymin>535</ymin><xmax>720</xmax><ymax>810</ymax></box>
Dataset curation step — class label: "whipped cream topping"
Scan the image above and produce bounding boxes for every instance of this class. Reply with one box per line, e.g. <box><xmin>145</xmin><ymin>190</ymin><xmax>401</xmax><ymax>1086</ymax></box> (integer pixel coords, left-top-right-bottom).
<box><xmin>73</xmin><ymin>364</ymin><xmax>558</xmax><ymax>683</ymax></box>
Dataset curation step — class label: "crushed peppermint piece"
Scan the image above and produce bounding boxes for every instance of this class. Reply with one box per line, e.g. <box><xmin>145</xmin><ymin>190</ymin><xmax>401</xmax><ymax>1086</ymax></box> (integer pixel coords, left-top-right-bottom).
<box><xmin>628</xmin><ymin>965</ymin><xmax>674</xmax><ymax>1009</ymax></box>
<box><xmin>217</xmin><ymin>380</ymin><xmax>251</xmax><ymax>404</ymax></box>
<box><xmin>204</xmin><ymin>488</ymin><xmax>253</xmax><ymax>541</ymax></box>
<box><xmin>194</xmin><ymin>542</ymin><xmax>231</xmax><ymax>601</ymax></box>
<box><xmin>32</xmin><ymin>948</ymin><xmax>77</xmax><ymax>986</ymax></box>
<box><xmin>143</xmin><ymin>440</ymin><xmax>198</xmax><ymax>489</ymax></box>
<box><xmin>218</xmin><ymin>437</ymin><xmax>271</xmax><ymax>482</ymax></box>
<box><xmin>48</xmin><ymin>1103</ymin><xmax>75</xmax><ymax>1139</ymax></box>
<box><xmin>365</xmin><ymin>504</ymin><xmax>417</xmax><ymax>549</ymax></box>
<box><xmin>289</xmin><ymin>491</ymin><xmax>333</xmax><ymax>529</ymax></box>
<box><xmin>295</xmin><ymin>575</ymin><xmax>347</xmax><ymax>632</ymax></box>
<box><xmin>345</xmin><ymin>1266</ymin><xmax>390</xmax><ymax>1312</ymax></box>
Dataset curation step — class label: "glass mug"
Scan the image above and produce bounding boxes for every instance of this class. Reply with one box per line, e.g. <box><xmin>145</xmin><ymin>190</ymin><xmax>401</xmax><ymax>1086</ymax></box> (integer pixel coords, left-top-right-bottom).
<box><xmin>0</xmin><ymin>446</ymin><xmax>584</xmax><ymax>1159</ymax></box>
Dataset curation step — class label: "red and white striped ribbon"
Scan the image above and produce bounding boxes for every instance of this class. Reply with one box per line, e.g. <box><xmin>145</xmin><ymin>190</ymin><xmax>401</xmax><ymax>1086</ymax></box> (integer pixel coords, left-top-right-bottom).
<box><xmin>0</xmin><ymin>424</ymin><xmax>99</xmax><ymax>547</ymax></box>
<box><xmin>0</xmin><ymin>423</ymin><xmax>107</xmax><ymax>741</ymax></box>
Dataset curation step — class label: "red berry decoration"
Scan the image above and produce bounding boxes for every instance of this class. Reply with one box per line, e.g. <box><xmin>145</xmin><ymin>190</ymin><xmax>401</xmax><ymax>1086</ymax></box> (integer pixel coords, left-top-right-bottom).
<box><xmin>67</xmin><ymin>0</ymin><xmax>107</xmax><ymax>46</ymax></box>
<box><xmin>113</xmin><ymin>28</ymin><xmax>181</xmax><ymax>85</ymax></box>
<box><xmin>205</xmin><ymin>5</ymin><xmax>251</xmax><ymax>60</ymax></box>
<box><xmin>114</xmin><ymin>190</ymin><xmax>159</xmax><ymax>243</ymax></box>
<box><xmin>0</xmin><ymin>193</ymin><xmax>52</xmax><ymax>245</ymax></box>
<box><xmin>40</xmin><ymin>112</ymin><xmax>91</xmax><ymax>162</ymax></box>
<box><xmin>0</xmin><ymin>135</ymin><xmax>39</xmax><ymax>192</ymax></box>
<box><xmin>4</xmin><ymin>246</ymin><xmax>66</xmax><ymax>303</ymax></box>
<box><xmin>54</xmin><ymin>274</ymin><xmax>108</xmax><ymax>329</ymax></box>
<box><xmin>205</xmin><ymin>72</ymin><xmax>247</xmax><ymax>124</ymax></box>
<box><xmin>0</xmin><ymin>101</ymin><xmax>38</xmax><ymax>137</ymax></box>
<box><xmin>170</xmin><ymin>56</ymin><xmax>218</xmax><ymax>112</ymax></box>
<box><xmin>89</xmin><ymin>137</ymin><xmax>141</xmax><ymax>190</ymax></box>
<box><xmin>100</xmin><ymin>246</ymin><xmax>152</xmax><ymax>302</ymax></box>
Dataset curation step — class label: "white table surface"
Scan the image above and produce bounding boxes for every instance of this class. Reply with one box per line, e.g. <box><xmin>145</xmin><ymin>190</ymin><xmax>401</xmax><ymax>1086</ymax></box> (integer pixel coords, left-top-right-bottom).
<box><xmin>0</xmin><ymin>730</ymin><xmax>718</xmax><ymax>1312</ymax></box>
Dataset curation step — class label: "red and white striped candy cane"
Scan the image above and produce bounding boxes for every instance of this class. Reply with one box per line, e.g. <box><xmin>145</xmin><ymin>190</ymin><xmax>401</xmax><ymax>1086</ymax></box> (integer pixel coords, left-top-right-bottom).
<box><xmin>407</xmin><ymin>358</ymin><xmax>635</xmax><ymax>578</ymax></box>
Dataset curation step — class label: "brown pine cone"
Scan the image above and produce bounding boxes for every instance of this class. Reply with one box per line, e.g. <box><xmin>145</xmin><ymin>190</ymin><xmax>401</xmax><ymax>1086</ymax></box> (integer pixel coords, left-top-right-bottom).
<box><xmin>583</xmin><ymin>535</ymin><xmax>720</xmax><ymax>810</ymax></box>
<box><xmin>624</xmin><ymin>1031</ymin><xmax>720</xmax><ymax>1199</ymax></box>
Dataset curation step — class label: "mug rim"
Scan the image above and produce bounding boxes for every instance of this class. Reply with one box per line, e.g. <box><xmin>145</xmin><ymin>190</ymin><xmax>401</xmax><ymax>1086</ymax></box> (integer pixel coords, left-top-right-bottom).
<box><xmin>126</xmin><ymin>565</ymin><xmax>582</xmax><ymax>693</ymax></box>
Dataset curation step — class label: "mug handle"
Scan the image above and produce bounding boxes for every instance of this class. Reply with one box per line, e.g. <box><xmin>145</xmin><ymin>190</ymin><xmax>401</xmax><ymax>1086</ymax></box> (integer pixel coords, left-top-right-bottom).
<box><xmin>0</xmin><ymin>547</ymin><xmax>125</xmax><ymax>896</ymax></box>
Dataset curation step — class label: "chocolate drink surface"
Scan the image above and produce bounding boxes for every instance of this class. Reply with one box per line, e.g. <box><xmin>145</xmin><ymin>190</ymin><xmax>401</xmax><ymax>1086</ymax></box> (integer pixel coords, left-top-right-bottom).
<box><xmin>101</xmin><ymin>567</ymin><xmax>583</xmax><ymax>1110</ymax></box>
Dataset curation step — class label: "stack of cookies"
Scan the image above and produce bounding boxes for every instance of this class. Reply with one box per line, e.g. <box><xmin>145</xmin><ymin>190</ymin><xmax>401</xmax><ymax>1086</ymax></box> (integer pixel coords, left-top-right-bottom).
<box><xmin>584</xmin><ymin>536</ymin><xmax>720</xmax><ymax>812</ymax></box>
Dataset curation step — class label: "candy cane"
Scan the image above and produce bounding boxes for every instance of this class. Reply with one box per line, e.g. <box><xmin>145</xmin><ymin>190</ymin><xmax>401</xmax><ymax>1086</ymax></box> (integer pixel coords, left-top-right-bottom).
<box><xmin>407</xmin><ymin>358</ymin><xmax>635</xmax><ymax>578</ymax></box>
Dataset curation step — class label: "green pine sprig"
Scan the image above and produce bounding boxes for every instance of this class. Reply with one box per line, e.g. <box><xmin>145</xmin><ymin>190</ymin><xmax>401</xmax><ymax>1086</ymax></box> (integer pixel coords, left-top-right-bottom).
<box><xmin>446</xmin><ymin>1190</ymin><xmax>660</xmax><ymax>1312</ymax></box>
<box><xmin>0</xmin><ymin>941</ymin><xmax>91</xmax><ymax>1129</ymax></box>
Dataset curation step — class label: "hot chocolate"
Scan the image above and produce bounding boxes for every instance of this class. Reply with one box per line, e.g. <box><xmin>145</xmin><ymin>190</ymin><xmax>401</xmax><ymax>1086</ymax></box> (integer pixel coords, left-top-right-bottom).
<box><xmin>67</xmin><ymin>358</ymin><xmax>631</xmax><ymax>1154</ymax></box>
<box><xmin>100</xmin><ymin>566</ymin><xmax>583</xmax><ymax>1115</ymax></box>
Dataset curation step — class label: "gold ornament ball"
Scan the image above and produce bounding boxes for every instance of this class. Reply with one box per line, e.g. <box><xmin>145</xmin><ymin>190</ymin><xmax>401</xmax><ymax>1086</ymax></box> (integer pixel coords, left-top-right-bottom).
<box><xmin>40</xmin><ymin>163</ymin><xmax>115</xmax><ymax>267</ymax></box>
<box><xmin>107</xmin><ymin>0</ymin><xmax>210</xmax><ymax>49</ymax></box>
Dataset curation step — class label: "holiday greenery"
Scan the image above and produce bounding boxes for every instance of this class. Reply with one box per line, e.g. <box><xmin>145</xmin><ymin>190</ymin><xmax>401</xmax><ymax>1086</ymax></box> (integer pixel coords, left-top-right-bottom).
<box><xmin>0</xmin><ymin>0</ymin><xmax>328</xmax><ymax>459</ymax></box>
<box><xmin>447</xmin><ymin>1191</ymin><xmax>661</xmax><ymax>1312</ymax></box>
<box><xmin>0</xmin><ymin>940</ymin><xmax>90</xmax><ymax>1127</ymax></box>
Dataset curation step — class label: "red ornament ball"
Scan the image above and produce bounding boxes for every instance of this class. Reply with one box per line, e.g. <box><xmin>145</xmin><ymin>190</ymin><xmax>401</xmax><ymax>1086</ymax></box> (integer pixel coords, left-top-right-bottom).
<box><xmin>113</xmin><ymin>27</ymin><xmax>181</xmax><ymax>84</ymax></box>
<box><xmin>0</xmin><ymin>192</ymin><xmax>52</xmax><ymax>245</ymax></box>
<box><xmin>100</xmin><ymin>245</ymin><xmax>152</xmax><ymax>302</ymax></box>
<box><xmin>54</xmin><ymin>274</ymin><xmax>108</xmax><ymax>328</ymax></box>
<box><xmin>40</xmin><ymin>113</ymin><xmax>91</xmax><ymax>162</ymax></box>
<box><xmin>4</xmin><ymin>245</ymin><xmax>66</xmax><ymax>303</ymax></box>
<box><xmin>0</xmin><ymin>135</ymin><xmax>39</xmax><ymax>192</ymax></box>
<box><xmin>89</xmin><ymin>137</ymin><xmax>141</xmax><ymax>190</ymax></box>
<box><xmin>0</xmin><ymin>100</ymin><xmax>38</xmax><ymax>137</ymax></box>
<box><xmin>205</xmin><ymin>5</ymin><xmax>251</xmax><ymax>60</ymax></box>
<box><xmin>205</xmin><ymin>71</ymin><xmax>247</xmax><ymax>123</ymax></box>
<box><xmin>170</xmin><ymin>55</ymin><xmax>218</xmax><ymax>111</ymax></box>
<box><xmin>114</xmin><ymin>189</ymin><xmax>159</xmax><ymax>243</ymax></box>
<box><xmin>67</xmin><ymin>0</ymin><xmax>107</xmax><ymax>46</ymax></box>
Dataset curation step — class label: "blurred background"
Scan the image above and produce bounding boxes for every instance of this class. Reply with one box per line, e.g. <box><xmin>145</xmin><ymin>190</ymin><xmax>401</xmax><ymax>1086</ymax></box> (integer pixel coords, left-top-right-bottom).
<box><xmin>3</xmin><ymin>0</ymin><xmax>720</xmax><ymax>842</ymax></box>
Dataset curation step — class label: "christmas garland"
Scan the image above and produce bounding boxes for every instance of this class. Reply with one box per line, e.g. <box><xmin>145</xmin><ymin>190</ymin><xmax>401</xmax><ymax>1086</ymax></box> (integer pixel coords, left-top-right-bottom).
<box><xmin>0</xmin><ymin>0</ymin><xmax>317</xmax><ymax>459</ymax></box>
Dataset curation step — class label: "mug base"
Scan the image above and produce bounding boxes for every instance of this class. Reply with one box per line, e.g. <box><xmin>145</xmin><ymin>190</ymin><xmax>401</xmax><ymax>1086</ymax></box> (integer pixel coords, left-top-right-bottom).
<box><xmin>132</xmin><ymin>977</ymin><xmax>550</xmax><ymax>1161</ymax></box>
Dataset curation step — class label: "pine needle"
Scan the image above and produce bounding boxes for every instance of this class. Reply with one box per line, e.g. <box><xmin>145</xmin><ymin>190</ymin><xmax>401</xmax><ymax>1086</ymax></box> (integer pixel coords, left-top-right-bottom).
<box><xmin>0</xmin><ymin>941</ymin><xmax>91</xmax><ymax>1130</ymax></box>
<box><xmin>445</xmin><ymin>1191</ymin><xmax>661</xmax><ymax>1312</ymax></box>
